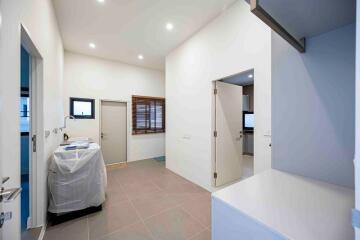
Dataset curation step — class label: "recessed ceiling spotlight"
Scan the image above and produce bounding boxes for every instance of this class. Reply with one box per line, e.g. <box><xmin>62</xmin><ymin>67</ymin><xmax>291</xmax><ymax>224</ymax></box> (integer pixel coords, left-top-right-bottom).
<box><xmin>165</xmin><ymin>22</ymin><xmax>174</xmax><ymax>31</ymax></box>
<box><xmin>89</xmin><ymin>43</ymin><xmax>96</xmax><ymax>49</ymax></box>
<box><xmin>138</xmin><ymin>55</ymin><xmax>144</xmax><ymax>60</ymax></box>
<box><xmin>248</xmin><ymin>74</ymin><xmax>253</xmax><ymax>78</ymax></box>
<box><xmin>97</xmin><ymin>0</ymin><xmax>105</xmax><ymax>3</ymax></box>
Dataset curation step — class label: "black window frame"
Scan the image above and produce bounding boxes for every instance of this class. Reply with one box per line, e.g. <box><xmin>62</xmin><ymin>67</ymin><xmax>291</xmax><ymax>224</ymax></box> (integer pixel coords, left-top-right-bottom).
<box><xmin>243</xmin><ymin>111</ymin><xmax>254</xmax><ymax>132</ymax></box>
<box><xmin>70</xmin><ymin>97</ymin><xmax>95</xmax><ymax>119</ymax></box>
<box><xmin>20</xmin><ymin>87</ymin><xmax>30</xmax><ymax>136</ymax></box>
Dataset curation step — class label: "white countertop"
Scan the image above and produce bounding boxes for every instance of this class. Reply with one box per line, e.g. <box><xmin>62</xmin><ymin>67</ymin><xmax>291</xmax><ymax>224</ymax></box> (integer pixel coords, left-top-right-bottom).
<box><xmin>212</xmin><ymin>169</ymin><xmax>355</xmax><ymax>240</ymax></box>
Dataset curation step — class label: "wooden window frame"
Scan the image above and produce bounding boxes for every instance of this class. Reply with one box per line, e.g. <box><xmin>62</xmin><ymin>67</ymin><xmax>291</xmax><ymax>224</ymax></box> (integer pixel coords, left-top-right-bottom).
<box><xmin>70</xmin><ymin>97</ymin><xmax>95</xmax><ymax>119</ymax></box>
<box><xmin>132</xmin><ymin>95</ymin><xmax>165</xmax><ymax>135</ymax></box>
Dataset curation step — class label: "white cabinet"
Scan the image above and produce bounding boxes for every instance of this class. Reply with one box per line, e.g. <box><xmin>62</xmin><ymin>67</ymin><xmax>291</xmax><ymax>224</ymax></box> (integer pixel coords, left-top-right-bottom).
<box><xmin>212</xmin><ymin>170</ymin><xmax>354</xmax><ymax>240</ymax></box>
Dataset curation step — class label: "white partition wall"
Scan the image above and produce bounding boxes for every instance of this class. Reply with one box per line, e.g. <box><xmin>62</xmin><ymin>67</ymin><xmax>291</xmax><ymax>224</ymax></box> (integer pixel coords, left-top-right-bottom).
<box><xmin>166</xmin><ymin>1</ymin><xmax>271</xmax><ymax>191</ymax></box>
<box><xmin>0</xmin><ymin>1</ymin><xmax>64</xmax><ymax>237</ymax></box>
<box><xmin>272</xmin><ymin>24</ymin><xmax>355</xmax><ymax>188</ymax></box>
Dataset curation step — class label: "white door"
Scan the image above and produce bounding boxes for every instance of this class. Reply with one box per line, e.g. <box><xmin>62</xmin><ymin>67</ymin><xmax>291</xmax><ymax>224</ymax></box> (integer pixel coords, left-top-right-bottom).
<box><xmin>215</xmin><ymin>81</ymin><xmax>243</xmax><ymax>186</ymax></box>
<box><xmin>101</xmin><ymin>101</ymin><xmax>127</xmax><ymax>165</ymax></box>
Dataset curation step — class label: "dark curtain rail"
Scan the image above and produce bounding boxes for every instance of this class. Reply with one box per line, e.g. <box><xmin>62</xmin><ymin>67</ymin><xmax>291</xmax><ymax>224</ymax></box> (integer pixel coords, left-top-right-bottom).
<box><xmin>250</xmin><ymin>0</ymin><xmax>306</xmax><ymax>53</ymax></box>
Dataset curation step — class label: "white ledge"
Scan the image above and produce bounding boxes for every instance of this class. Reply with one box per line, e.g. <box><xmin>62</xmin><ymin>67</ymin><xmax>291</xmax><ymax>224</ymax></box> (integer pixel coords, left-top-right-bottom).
<box><xmin>212</xmin><ymin>169</ymin><xmax>354</xmax><ymax>240</ymax></box>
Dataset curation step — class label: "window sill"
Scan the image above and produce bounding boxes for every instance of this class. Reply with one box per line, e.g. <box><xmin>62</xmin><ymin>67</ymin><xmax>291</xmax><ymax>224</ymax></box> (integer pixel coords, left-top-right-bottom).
<box><xmin>132</xmin><ymin>130</ymin><xmax>165</xmax><ymax>135</ymax></box>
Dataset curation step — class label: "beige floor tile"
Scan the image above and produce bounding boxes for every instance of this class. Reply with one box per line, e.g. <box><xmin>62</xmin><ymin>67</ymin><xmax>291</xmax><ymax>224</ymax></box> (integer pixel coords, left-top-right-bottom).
<box><xmin>100</xmin><ymin>222</ymin><xmax>153</xmax><ymax>240</ymax></box>
<box><xmin>106</xmin><ymin>174</ymin><xmax>120</xmax><ymax>188</ymax></box>
<box><xmin>105</xmin><ymin>185</ymin><xmax>128</xmax><ymax>207</ymax></box>
<box><xmin>21</xmin><ymin>227</ymin><xmax>42</xmax><ymax>240</ymax></box>
<box><xmin>88</xmin><ymin>200</ymin><xmax>140</xmax><ymax>240</ymax></box>
<box><xmin>186</xmin><ymin>191</ymin><xmax>211</xmax><ymax>204</ymax></box>
<box><xmin>189</xmin><ymin>229</ymin><xmax>211</xmax><ymax>240</ymax></box>
<box><xmin>151</xmin><ymin>173</ymin><xmax>191</xmax><ymax>189</ymax></box>
<box><xmin>131</xmin><ymin>191</ymin><xmax>183</xmax><ymax>219</ymax></box>
<box><xmin>122</xmin><ymin>181</ymin><xmax>161</xmax><ymax>200</ymax></box>
<box><xmin>182</xmin><ymin>201</ymin><xmax>211</xmax><ymax>228</ymax></box>
<box><xmin>144</xmin><ymin>207</ymin><xmax>205</xmax><ymax>240</ymax></box>
<box><xmin>45</xmin><ymin>159</ymin><xmax>212</xmax><ymax>240</ymax></box>
<box><xmin>188</xmin><ymin>193</ymin><xmax>211</xmax><ymax>227</ymax></box>
<box><xmin>115</xmin><ymin>169</ymin><xmax>153</xmax><ymax>186</ymax></box>
<box><xmin>162</xmin><ymin>182</ymin><xmax>205</xmax><ymax>195</ymax></box>
<box><xmin>44</xmin><ymin>217</ymin><xmax>88</xmax><ymax>240</ymax></box>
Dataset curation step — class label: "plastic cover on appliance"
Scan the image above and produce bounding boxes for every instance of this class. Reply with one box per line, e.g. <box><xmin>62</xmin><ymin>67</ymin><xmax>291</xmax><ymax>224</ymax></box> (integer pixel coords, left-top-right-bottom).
<box><xmin>48</xmin><ymin>143</ymin><xmax>107</xmax><ymax>213</ymax></box>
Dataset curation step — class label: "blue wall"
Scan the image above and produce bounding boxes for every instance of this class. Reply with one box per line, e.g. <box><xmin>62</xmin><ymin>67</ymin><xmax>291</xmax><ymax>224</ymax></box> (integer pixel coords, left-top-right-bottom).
<box><xmin>20</xmin><ymin>46</ymin><xmax>30</xmax><ymax>176</ymax></box>
<box><xmin>20</xmin><ymin>46</ymin><xmax>30</xmax><ymax>230</ymax></box>
<box><xmin>272</xmin><ymin>24</ymin><xmax>355</xmax><ymax>188</ymax></box>
<box><xmin>21</xmin><ymin>46</ymin><xmax>29</xmax><ymax>89</ymax></box>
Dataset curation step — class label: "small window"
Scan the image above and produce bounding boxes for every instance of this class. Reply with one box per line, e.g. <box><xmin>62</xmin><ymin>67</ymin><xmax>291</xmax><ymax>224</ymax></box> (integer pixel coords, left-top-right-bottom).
<box><xmin>20</xmin><ymin>88</ymin><xmax>30</xmax><ymax>135</ymax></box>
<box><xmin>70</xmin><ymin>97</ymin><xmax>95</xmax><ymax>119</ymax></box>
<box><xmin>132</xmin><ymin>96</ymin><xmax>165</xmax><ymax>135</ymax></box>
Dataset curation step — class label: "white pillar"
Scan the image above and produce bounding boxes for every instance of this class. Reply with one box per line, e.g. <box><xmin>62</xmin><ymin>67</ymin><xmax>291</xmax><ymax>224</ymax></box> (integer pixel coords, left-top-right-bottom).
<box><xmin>355</xmin><ymin>0</ymin><xmax>360</xmax><ymax>238</ymax></box>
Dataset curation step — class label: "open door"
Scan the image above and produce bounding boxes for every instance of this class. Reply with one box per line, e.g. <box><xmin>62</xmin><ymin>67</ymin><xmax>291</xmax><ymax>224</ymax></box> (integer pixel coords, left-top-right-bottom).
<box><xmin>214</xmin><ymin>81</ymin><xmax>243</xmax><ymax>186</ymax></box>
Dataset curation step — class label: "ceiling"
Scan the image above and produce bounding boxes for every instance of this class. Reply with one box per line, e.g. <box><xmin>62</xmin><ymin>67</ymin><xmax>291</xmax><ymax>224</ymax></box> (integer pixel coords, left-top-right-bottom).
<box><xmin>256</xmin><ymin>0</ymin><xmax>356</xmax><ymax>40</ymax></box>
<box><xmin>52</xmin><ymin>0</ymin><xmax>237</xmax><ymax>70</ymax></box>
<box><xmin>221</xmin><ymin>69</ymin><xmax>254</xmax><ymax>86</ymax></box>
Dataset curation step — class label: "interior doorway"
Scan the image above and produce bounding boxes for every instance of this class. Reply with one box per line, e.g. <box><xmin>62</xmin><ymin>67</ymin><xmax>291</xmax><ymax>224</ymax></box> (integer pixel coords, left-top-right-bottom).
<box><xmin>100</xmin><ymin>100</ymin><xmax>127</xmax><ymax>165</ymax></box>
<box><xmin>20</xmin><ymin>25</ymin><xmax>44</xmax><ymax>239</ymax></box>
<box><xmin>20</xmin><ymin>45</ymin><xmax>30</xmax><ymax>232</ymax></box>
<box><xmin>213</xmin><ymin>69</ymin><xmax>255</xmax><ymax>187</ymax></box>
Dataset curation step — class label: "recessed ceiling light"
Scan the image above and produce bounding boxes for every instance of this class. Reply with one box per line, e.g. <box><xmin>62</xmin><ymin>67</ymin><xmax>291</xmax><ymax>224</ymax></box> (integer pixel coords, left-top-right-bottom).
<box><xmin>138</xmin><ymin>55</ymin><xmax>144</xmax><ymax>60</ymax></box>
<box><xmin>248</xmin><ymin>74</ymin><xmax>253</xmax><ymax>78</ymax></box>
<box><xmin>97</xmin><ymin>0</ymin><xmax>105</xmax><ymax>3</ymax></box>
<box><xmin>89</xmin><ymin>43</ymin><xmax>96</xmax><ymax>49</ymax></box>
<box><xmin>165</xmin><ymin>22</ymin><xmax>174</xmax><ymax>31</ymax></box>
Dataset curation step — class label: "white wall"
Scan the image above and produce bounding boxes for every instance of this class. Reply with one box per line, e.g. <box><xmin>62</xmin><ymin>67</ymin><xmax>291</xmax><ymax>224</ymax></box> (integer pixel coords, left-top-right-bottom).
<box><xmin>165</xmin><ymin>1</ymin><xmax>271</xmax><ymax>191</ymax></box>
<box><xmin>272</xmin><ymin>24</ymin><xmax>355</xmax><ymax>188</ymax></box>
<box><xmin>0</xmin><ymin>0</ymin><xmax>64</xmax><ymax>238</ymax></box>
<box><xmin>63</xmin><ymin>52</ymin><xmax>165</xmax><ymax>162</ymax></box>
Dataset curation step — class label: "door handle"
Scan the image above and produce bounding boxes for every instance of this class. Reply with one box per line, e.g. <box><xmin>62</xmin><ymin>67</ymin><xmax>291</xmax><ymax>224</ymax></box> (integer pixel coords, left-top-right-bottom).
<box><xmin>0</xmin><ymin>187</ymin><xmax>22</xmax><ymax>203</ymax></box>
<box><xmin>101</xmin><ymin>132</ymin><xmax>105</xmax><ymax>139</ymax></box>
<box><xmin>32</xmin><ymin>134</ymin><xmax>37</xmax><ymax>152</ymax></box>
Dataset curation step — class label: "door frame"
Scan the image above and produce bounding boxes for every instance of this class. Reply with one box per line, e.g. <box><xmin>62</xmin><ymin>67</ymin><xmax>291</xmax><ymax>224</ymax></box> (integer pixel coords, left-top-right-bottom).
<box><xmin>99</xmin><ymin>99</ymin><xmax>129</xmax><ymax>164</ymax></box>
<box><xmin>211</xmin><ymin>81</ymin><xmax>217</xmax><ymax>187</ymax></box>
<box><xmin>211</xmin><ymin>69</ymin><xmax>255</xmax><ymax>188</ymax></box>
<box><xmin>20</xmin><ymin>25</ymin><xmax>44</xmax><ymax>229</ymax></box>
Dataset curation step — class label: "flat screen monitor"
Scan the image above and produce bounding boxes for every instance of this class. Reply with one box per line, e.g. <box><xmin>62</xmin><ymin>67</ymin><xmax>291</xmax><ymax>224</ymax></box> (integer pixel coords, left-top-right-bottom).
<box><xmin>243</xmin><ymin>111</ymin><xmax>254</xmax><ymax>130</ymax></box>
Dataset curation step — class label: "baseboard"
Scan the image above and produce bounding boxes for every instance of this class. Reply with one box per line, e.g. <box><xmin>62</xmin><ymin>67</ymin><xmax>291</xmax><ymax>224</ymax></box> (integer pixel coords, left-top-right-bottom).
<box><xmin>38</xmin><ymin>224</ymin><xmax>47</xmax><ymax>240</ymax></box>
<box><xmin>106</xmin><ymin>162</ymin><xmax>127</xmax><ymax>170</ymax></box>
<box><xmin>243</xmin><ymin>152</ymin><xmax>254</xmax><ymax>156</ymax></box>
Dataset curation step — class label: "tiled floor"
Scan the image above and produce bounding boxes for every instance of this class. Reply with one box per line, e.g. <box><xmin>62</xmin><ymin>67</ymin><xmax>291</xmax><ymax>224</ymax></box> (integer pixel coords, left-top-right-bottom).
<box><xmin>21</xmin><ymin>227</ymin><xmax>42</xmax><ymax>240</ymax></box>
<box><xmin>44</xmin><ymin>159</ymin><xmax>211</xmax><ymax>240</ymax></box>
<box><xmin>242</xmin><ymin>155</ymin><xmax>254</xmax><ymax>179</ymax></box>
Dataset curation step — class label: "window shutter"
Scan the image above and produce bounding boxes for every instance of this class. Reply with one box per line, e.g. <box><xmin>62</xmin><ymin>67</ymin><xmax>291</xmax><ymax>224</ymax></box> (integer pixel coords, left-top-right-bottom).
<box><xmin>132</xmin><ymin>96</ymin><xmax>165</xmax><ymax>135</ymax></box>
